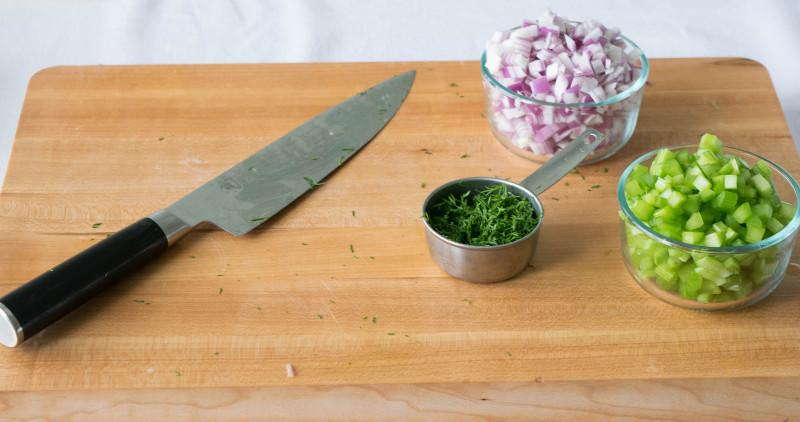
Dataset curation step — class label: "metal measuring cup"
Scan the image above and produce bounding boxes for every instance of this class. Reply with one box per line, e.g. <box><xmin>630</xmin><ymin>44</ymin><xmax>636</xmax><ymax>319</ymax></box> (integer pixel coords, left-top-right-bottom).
<box><xmin>422</xmin><ymin>129</ymin><xmax>604</xmax><ymax>283</ymax></box>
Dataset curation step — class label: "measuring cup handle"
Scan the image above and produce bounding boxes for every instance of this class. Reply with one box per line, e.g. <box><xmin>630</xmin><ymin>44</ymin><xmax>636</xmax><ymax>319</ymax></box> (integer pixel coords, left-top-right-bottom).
<box><xmin>520</xmin><ymin>128</ymin><xmax>605</xmax><ymax>196</ymax></box>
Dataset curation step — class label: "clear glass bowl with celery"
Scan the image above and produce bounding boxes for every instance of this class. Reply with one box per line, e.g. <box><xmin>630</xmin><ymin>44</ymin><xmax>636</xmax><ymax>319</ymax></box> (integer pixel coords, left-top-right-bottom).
<box><xmin>617</xmin><ymin>134</ymin><xmax>800</xmax><ymax>311</ymax></box>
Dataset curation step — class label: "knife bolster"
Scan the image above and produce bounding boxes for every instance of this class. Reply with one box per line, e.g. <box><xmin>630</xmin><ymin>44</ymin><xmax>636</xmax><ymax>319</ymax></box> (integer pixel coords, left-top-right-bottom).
<box><xmin>149</xmin><ymin>209</ymin><xmax>193</xmax><ymax>246</ymax></box>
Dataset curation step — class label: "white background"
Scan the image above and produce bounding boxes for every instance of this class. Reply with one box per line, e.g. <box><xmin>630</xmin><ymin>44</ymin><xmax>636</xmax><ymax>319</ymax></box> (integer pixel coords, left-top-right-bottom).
<box><xmin>1</xmin><ymin>0</ymin><xmax>798</xmax><ymax>190</ymax></box>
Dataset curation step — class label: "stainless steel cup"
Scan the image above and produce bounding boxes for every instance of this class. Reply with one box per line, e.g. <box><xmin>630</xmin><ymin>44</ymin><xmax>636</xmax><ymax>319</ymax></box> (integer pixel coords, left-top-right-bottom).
<box><xmin>422</xmin><ymin>128</ymin><xmax>603</xmax><ymax>283</ymax></box>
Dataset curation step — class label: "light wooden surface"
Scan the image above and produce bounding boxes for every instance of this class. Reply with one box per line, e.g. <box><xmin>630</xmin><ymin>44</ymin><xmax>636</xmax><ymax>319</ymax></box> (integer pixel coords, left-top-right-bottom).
<box><xmin>0</xmin><ymin>59</ymin><xmax>798</xmax><ymax>419</ymax></box>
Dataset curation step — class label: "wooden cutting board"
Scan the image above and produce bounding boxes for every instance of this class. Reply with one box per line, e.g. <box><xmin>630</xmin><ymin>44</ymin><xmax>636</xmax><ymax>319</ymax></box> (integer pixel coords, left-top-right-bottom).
<box><xmin>1</xmin><ymin>58</ymin><xmax>799</xmax><ymax>397</ymax></box>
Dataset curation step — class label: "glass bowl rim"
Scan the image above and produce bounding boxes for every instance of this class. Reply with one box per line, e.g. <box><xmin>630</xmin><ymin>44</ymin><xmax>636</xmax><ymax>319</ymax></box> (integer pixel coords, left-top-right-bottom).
<box><xmin>480</xmin><ymin>31</ymin><xmax>649</xmax><ymax>108</ymax></box>
<box><xmin>617</xmin><ymin>144</ymin><xmax>800</xmax><ymax>253</ymax></box>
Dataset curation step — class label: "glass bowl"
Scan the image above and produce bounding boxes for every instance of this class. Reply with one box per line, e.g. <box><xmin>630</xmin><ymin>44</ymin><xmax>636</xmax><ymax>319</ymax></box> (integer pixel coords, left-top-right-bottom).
<box><xmin>617</xmin><ymin>145</ymin><xmax>800</xmax><ymax>311</ymax></box>
<box><xmin>480</xmin><ymin>34</ymin><xmax>648</xmax><ymax>165</ymax></box>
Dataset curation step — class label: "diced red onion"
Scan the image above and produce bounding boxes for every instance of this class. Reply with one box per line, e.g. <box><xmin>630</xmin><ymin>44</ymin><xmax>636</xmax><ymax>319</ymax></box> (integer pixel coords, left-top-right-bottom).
<box><xmin>483</xmin><ymin>9</ymin><xmax>644</xmax><ymax>158</ymax></box>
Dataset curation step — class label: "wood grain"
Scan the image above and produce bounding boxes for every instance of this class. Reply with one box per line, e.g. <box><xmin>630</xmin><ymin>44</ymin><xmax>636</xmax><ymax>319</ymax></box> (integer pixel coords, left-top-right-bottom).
<box><xmin>0</xmin><ymin>59</ymin><xmax>799</xmax><ymax>418</ymax></box>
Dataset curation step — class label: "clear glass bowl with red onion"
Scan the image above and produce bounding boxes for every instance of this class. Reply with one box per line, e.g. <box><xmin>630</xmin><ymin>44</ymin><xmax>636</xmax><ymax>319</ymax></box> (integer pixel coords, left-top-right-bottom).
<box><xmin>481</xmin><ymin>12</ymin><xmax>649</xmax><ymax>164</ymax></box>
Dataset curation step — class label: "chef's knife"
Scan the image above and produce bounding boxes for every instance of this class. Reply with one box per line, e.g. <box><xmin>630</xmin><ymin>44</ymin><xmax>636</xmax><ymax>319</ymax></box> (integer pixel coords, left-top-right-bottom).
<box><xmin>0</xmin><ymin>70</ymin><xmax>416</xmax><ymax>347</ymax></box>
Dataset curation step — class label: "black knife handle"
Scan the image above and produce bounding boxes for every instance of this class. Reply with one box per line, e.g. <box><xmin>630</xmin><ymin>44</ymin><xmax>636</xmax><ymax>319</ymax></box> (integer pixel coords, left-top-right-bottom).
<box><xmin>0</xmin><ymin>217</ymin><xmax>168</xmax><ymax>347</ymax></box>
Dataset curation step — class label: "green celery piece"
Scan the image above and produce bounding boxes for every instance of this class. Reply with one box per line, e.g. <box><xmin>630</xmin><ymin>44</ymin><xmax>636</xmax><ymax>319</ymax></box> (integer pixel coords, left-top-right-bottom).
<box><xmin>700</xmin><ymin>278</ymin><xmax>723</xmax><ymax>294</ymax></box>
<box><xmin>684</xmin><ymin>212</ymin><xmax>704</xmax><ymax>231</ymax></box>
<box><xmin>752</xmin><ymin>160</ymin><xmax>771</xmax><ymax>179</ymax></box>
<box><xmin>642</xmin><ymin>190</ymin><xmax>666</xmax><ymax>208</ymax></box>
<box><xmin>693</xmin><ymin>173</ymin><xmax>712</xmax><ymax>192</ymax></box>
<box><xmin>765</xmin><ymin>217</ymin><xmax>784</xmax><ymax>234</ymax></box>
<box><xmin>653</xmin><ymin>206</ymin><xmax>678</xmax><ymax>221</ymax></box>
<box><xmin>684</xmin><ymin>165</ymin><xmax>702</xmax><ymax>188</ymax></box>
<box><xmin>668</xmin><ymin>248</ymin><xmax>692</xmax><ymax>262</ymax></box>
<box><xmin>732</xmin><ymin>202</ymin><xmax>752</xmax><ymax>224</ymax></box>
<box><xmin>750</xmin><ymin>173</ymin><xmax>773</xmax><ymax>197</ymax></box>
<box><xmin>710</xmin><ymin>190</ymin><xmax>738</xmax><ymax>213</ymax></box>
<box><xmin>685</xmin><ymin>194</ymin><xmax>701</xmax><ymax>214</ymax></box>
<box><xmin>700</xmin><ymin>204</ymin><xmax>721</xmax><ymax>225</ymax></box>
<box><xmin>711</xmin><ymin>221</ymin><xmax>729</xmax><ymax>233</ymax></box>
<box><xmin>724</xmin><ymin>227</ymin><xmax>739</xmax><ymax>244</ymax></box>
<box><xmin>752</xmin><ymin>202</ymin><xmax>773</xmax><ymax>223</ymax></box>
<box><xmin>703</xmin><ymin>232</ymin><xmax>724</xmax><ymax>247</ymax></box>
<box><xmin>698</xmin><ymin>188</ymin><xmax>716</xmax><ymax>203</ymax></box>
<box><xmin>738</xmin><ymin>185</ymin><xmax>757</xmax><ymax>199</ymax></box>
<box><xmin>660</xmin><ymin>159</ymin><xmax>683</xmax><ymax>177</ymax></box>
<box><xmin>734</xmin><ymin>282</ymin><xmax>754</xmax><ymax>299</ymax></box>
<box><xmin>674</xmin><ymin>149</ymin><xmax>691</xmax><ymax>167</ymax></box>
<box><xmin>757</xmin><ymin>245</ymin><xmax>777</xmax><ymax>259</ymax></box>
<box><xmin>699</xmin><ymin>133</ymin><xmax>723</xmax><ymax>154</ymax></box>
<box><xmin>696</xmin><ymin>255</ymin><xmax>732</xmax><ymax>277</ymax></box>
<box><xmin>667</xmin><ymin>190</ymin><xmax>687</xmax><ymax>208</ymax></box>
<box><xmin>678</xmin><ymin>264</ymin><xmax>702</xmax><ymax>299</ymax></box>
<box><xmin>775</xmin><ymin>202</ymin><xmax>797</xmax><ymax>225</ymax></box>
<box><xmin>744</xmin><ymin>224</ymin><xmax>765</xmax><ymax>244</ymax></box>
<box><xmin>630</xmin><ymin>199</ymin><xmax>655</xmax><ymax>221</ymax></box>
<box><xmin>682</xmin><ymin>231</ymin><xmax>704</xmax><ymax>245</ymax></box>
<box><xmin>723</xmin><ymin>174</ymin><xmax>737</xmax><ymax>189</ymax></box>
<box><xmin>624</xmin><ymin>179</ymin><xmax>644</xmax><ymax>197</ymax></box>
<box><xmin>718</xmin><ymin>157</ymin><xmax>740</xmax><ymax>175</ymax></box>
<box><xmin>722</xmin><ymin>256</ymin><xmax>740</xmax><ymax>274</ymax></box>
<box><xmin>654</xmin><ymin>177</ymin><xmax>671</xmax><ymax>192</ymax></box>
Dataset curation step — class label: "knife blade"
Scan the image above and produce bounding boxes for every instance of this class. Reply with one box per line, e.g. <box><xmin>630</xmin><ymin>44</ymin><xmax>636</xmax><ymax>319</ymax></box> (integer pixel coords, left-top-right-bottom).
<box><xmin>0</xmin><ymin>70</ymin><xmax>416</xmax><ymax>347</ymax></box>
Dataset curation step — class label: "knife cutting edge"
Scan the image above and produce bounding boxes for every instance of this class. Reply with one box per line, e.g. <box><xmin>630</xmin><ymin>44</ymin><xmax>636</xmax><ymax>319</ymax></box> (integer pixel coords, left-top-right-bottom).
<box><xmin>0</xmin><ymin>70</ymin><xmax>416</xmax><ymax>347</ymax></box>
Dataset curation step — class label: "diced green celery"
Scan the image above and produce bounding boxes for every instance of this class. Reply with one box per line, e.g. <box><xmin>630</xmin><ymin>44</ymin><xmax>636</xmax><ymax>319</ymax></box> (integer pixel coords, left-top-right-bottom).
<box><xmin>696</xmin><ymin>256</ymin><xmax>732</xmax><ymax>277</ymax></box>
<box><xmin>758</xmin><ymin>245</ymin><xmax>777</xmax><ymax>259</ymax></box>
<box><xmin>753</xmin><ymin>160</ymin><xmax>772</xmax><ymax>179</ymax></box>
<box><xmin>674</xmin><ymin>149</ymin><xmax>691</xmax><ymax>166</ymax></box>
<box><xmin>654</xmin><ymin>221</ymin><xmax>683</xmax><ymax>239</ymax></box>
<box><xmin>684</xmin><ymin>212</ymin><xmax>704</xmax><ymax>231</ymax></box>
<box><xmin>668</xmin><ymin>248</ymin><xmax>692</xmax><ymax>262</ymax></box>
<box><xmin>693</xmin><ymin>173</ymin><xmax>711</xmax><ymax>192</ymax></box>
<box><xmin>653</xmin><ymin>206</ymin><xmax>678</xmax><ymax>220</ymax></box>
<box><xmin>671</xmin><ymin>173</ymin><xmax>686</xmax><ymax>186</ymax></box>
<box><xmin>711</xmin><ymin>221</ymin><xmax>729</xmax><ymax>233</ymax></box>
<box><xmin>750</xmin><ymin>173</ymin><xmax>773</xmax><ymax>197</ymax></box>
<box><xmin>723</xmin><ymin>174</ymin><xmax>737</xmax><ymax>189</ymax></box>
<box><xmin>631</xmin><ymin>199</ymin><xmax>655</xmax><ymax>221</ymax></box>
<box><xmin>737</xmin><ymin>252</ymin><xmax>757</xmax><ymax>266</ymax></box>
<box><xmin>744</xmin><ymin>224</ymin><xmax>765</xmax><ymax>244</ymax></box>
<box><xmin>631</xmin><ymin>163</ymin><xmax>648</xmax><ymax>179</ymax></box>
<box><xmin>765</xmin><ymin>218</ymin><xmax>784</xmax><ymax>234</ymax></box>
<box><xmin>734</xmin><ymin>282</ymin><xmax>753</xmax><ymax>299</ymax></box>
<box><xmin>696</xmin><ymin>292</ymin><xmax>711</xmax><ymax>303</ymax></box>
<box><xmin>700</xmin><ymin>205</ymin><xmax>721</xmax><ymax>225</ymax></box>
<box><xmin>700</xmin><ymin>278</ymin><xmax>723</xmax><ymax>294</ymax></box>
<box><xmin>641</xmin><ymin>173</ymin><xmax>657</xmax><ymax>188</ymax></box>
<box><xmin>643</xmin><ymin>190</ymin><xmax>666</xmax><ymax>207</ymax></box>
<box><xmin>678</xmin><ymin>265</ymin><xmax>703</xmax><ymax>299</ymax></box>
<box><xmin>724</xmin><ymin>227</ymin><xmax>738</xmax><ymax>244</ymax></box>
<box><xmin>703</xmin><ymin>232</ymin><xmax>724</xmax><ymax>247</ymax></box>
<box><xmin>654</xmin><ymin>177</ymin><xmax>670</xmax><ymax>192</ymax></box>
<box><xmin>624</xmin><ymin>179</ymin><xmax>644</xmax><ymax>197</ymax></box>
<box><xmin>775</xmin><ymin>202</ymin><xmax>798</xmax><ymax>225</ymax></box>
<box><xmin>666</xmin><ymin>190</ymin><xmax>687</xmax><ymax>209</ymax></box>
<box><xmin>752</xmin><ymin>202</ymin><xmax>773</xmax><ymax>223</ymax></box>
<box><xmin>685</xmin><ymin>194</ymin><xmax>701</xmax><ymax>214</ymax></box>
<box><xmin>682</xmin><ymin>231</ymin><xmax>704</xmax><ymax>245</ymax></box>
<box><xmin>718</xmin><ymin>157</ymin><xmax>740</xmax><ymax>175</ymax></box>
<box><xmin>698</xmin><ymin>188</ymin><xmax>716</xmax><ymax>203</ymax></box>
<box><xmin>746</xmin><ymin>215</ymin><xmax>763</xmax><ymax>228</ymax></box>
<box><xmin>711</xmin><ymin>190</ymin><xmax>738</xmax><ymax>213</ymax></box>
<box><xmin>699</xmin><ymin>133</ymin><xmax>723</xmax><ymax>154</ymax></box>
<box><xmin>722</xmin><ymin>256</ymin><xmax>740</xmax><ymax>274</ymax></box>
<box><xmin>684</xmin><ymin>165</ymin><xmax>702</xmax><ymax>187</ymax></box>
<box><xmin>732</xmin><ymin>202</ymin><xmax>752</xmax><ymax>224</ymax></box>
<box><xmin>696</xmin><ymin>150</ymin><xmax>719</xmax><ymax>166</ymax></box>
